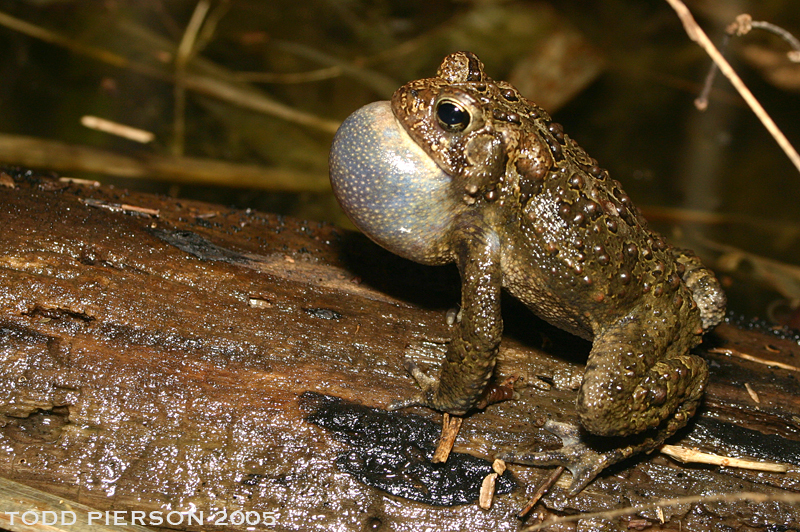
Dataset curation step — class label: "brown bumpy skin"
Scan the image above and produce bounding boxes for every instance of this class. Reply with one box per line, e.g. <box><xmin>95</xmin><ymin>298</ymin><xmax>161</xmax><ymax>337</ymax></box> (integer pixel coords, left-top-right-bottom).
<box><xmin>329</xmin><ymin>51</ymin><xmax>726</xmax><ymax>494</ymax></box>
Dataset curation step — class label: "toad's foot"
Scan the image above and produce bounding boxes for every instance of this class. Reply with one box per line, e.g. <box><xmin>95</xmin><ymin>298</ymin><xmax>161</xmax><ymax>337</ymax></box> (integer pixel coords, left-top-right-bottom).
<box><xmin>497</xmin><ymin>419</ymin><xmax>632</xmax><ymax>495</ymax></box>
<box><xmin>387</xmin><ymin>358</ymin><xmax>440</xmax><ymax>411</ymax></box>
<box><xmin>389</xmin><ymin>357</ymin><xmax>517</xmax><ymax>413</ymax></box>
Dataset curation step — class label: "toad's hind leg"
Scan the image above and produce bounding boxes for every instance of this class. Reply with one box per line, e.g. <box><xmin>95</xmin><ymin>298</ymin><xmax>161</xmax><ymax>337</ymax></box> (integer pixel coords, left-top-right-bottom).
<box><xmin>577</xmin><ymin>314</ymin><xmax>707</xmax><ymax>438</ymax></box>
<box><xmin>499</xmin><ymin>313</ymin><xmax>708</xmax><ymax>494</ymax></box>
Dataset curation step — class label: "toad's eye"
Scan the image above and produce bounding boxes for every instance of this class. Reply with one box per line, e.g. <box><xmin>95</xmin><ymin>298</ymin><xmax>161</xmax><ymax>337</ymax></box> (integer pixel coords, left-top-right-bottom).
<box><xmin>436</xmin><ymin>100</ymin><xmax>470</xmax><ymax>132</ymax></box>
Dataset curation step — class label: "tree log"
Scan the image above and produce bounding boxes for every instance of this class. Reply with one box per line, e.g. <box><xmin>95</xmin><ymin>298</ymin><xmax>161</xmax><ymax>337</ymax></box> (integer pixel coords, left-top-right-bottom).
<box><xmin>0</xmin><ymin>169</ymin><xmax>798</xmax><ymax>531</ymax></box>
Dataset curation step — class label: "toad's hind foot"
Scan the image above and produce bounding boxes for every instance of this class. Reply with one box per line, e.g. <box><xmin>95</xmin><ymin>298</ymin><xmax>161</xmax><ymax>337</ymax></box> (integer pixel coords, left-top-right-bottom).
<box><xmin>387</xmin><ymin>358</ymin><xmax>440</xmax><ymax>411</ymax></box>
<box><xmin>402</xmin><ymin>358</ymin><xmax>438</xmax><ymax>390</ymax></box>
<box><xmin>497</xmin><ymin>419</ymin><xmax>631</xmax><ymax>495</ymax></box>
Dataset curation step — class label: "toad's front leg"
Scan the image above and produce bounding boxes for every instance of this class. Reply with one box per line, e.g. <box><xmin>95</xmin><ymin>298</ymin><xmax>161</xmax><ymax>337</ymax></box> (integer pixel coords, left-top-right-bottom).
<box><xmin>391</xmin><ymin>218</ymin><xmax>503</xmax><ymax>415</ymax></box>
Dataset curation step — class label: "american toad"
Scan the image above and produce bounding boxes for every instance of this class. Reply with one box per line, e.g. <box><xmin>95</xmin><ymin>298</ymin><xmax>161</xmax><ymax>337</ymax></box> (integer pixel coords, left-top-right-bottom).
<box><xmin>329</xmin><ymin>51</ymin><xmax>726</xmax><ymax>493</ymax></box>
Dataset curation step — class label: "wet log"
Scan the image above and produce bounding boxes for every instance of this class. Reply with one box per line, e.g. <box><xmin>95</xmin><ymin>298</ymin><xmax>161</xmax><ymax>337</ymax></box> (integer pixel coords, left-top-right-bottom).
<box><xmin>0</xmin><ymin>169</ymin><xmax>798</xmax><ymax>531</ymax></box>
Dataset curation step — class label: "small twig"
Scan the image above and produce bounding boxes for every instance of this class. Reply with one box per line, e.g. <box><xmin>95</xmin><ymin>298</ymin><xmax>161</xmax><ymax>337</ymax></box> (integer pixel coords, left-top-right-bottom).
<box><xmin>699</xmin><ymin>14</ymin><xmax>800</xmax><ymax>108</ymax></box>
<box><xmin>81</xmin><ymin>116</ymin><xmax>155</xmax><ymax>144</ymax></box>
<box><xmin>58</xmin><ymin>177</ymin><xmax>100</xmax><ymax>187</ymax></box>
<box><xmin>82</xmin><ymin>198</ymin><xmax>160</xmax><ymax>217</ymax></box>
<box><xmin>660</xmin><ymin>444</ymin><xmax>788</xmax><ymax>473</ymax></box>
<box><xmin>729</xmin><ymin>14</ymin><xmax>800</xmax><ymax>60</ymax></box>
<box><xmin>174</xmin><ymin>0</ymin><xmax>212</xmax><ymax>157</ymax></box>
<box><xmin>708</xmin><ymin>347</ymin><xmax>800</xmax><ymax>373</ymax></box>
<box><xmin>693</xmin><ymin>32</ymin><xmax>729</xmax><ymax>111</ymax></box>
<box><xmin>665</xmin><ymin>0</ymin><xmax>800</xmax><ymax>174</ymax></box>
<box><xmin>432</xmin><ymin>413</ymin><xmax>463</xmax><ymax>463</ymax></box>
<box><xmin>235</xmin><ymin>66</ymin><xmax>344</xmax><ymax>84</ymax></box>
<box><xmin>0</xmin><ymin>132</ymin><xmax>329</xmax><ymax>192</ymax></box>
<box><xmin>517</xmin><ymin>466</ymin><xmax>565</xmax><ymax>519</ymax></box>
<box><xmin>522</xmin><ymin>491</ymin><xmax>800</xmax><ymax>531</ymax></box>
<box><xmin>744</xmin><ymin>382</ymin><xmax>761</xmax><ymax>403</ymax></box>
<box><xmin>0</xmin><ymin>10</ymin><xmax>339</xmax><ymax>133</ymax></box>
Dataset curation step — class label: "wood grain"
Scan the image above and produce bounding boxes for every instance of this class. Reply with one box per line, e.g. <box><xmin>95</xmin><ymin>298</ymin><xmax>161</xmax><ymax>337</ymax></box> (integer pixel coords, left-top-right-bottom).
<box><xmin>0</xmin><ymin>169</ymin><xmax>798</xmax><ymax>531</ymax></box>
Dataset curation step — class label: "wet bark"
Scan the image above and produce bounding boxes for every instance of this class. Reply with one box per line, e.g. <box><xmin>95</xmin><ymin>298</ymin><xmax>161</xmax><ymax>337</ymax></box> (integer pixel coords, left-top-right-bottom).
<box><xmin>0</xmin><ymin>169</ymin><xmax>798</xmax><ymax>531</ymax></box>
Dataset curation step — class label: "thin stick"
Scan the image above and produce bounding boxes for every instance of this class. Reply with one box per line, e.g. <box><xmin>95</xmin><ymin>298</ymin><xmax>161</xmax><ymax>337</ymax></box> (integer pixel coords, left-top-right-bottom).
<box><xmin>708</xmin><ymin>347</ymin><xmax>800</xmax><ymax>373</ymax></box>
<box><xmin>80</xmin><ymin>116</ymin><xmax>155</xmax><ymax>144</ymax></box>
<box><xmin>235</xmin><ymin>66</ymin><xmax>343</xmax><ymax>84</ymax></box>
<box><xmin>431</xmin><ymin>413</ymin><xmax>463</xmax><ymax>463</ymax></box>
<box><xmin>174</xmin><ymin>0</ymin><xmax>212</xmax><ymax>157</ymax></box>
<box><xmin>664</xmin><ymin>0</ymin><xmax>800</xmax><ymax>174</ymax></box>
<box><xmin>517</xmin><ymin>466</ymin><xmax>565</xmax><ymax>519</ymax></box>
<box><xmin>0</xmin><ymin>10</ymin><xmax>338</xmax><ymax>133</ymax></box>
<box><xmin>522</xmin><ymin>491</ymin><xmax>800</xmax><ymax>532</ymax></box>
<box><xmin>0</xmin><ymin>10</ymin><xmax>129</xmax><ymax>68</ymax></box>
<box><xmin>737</xmin><ymin>16</ymin><xmax>800</xmax><ymax>56</ymax></box>
<box><xmin>0</xmin><ymin>132</ymin><xmax>329</xmax><ymax>192</ymax></box>
<box><xmin>661</xmin><ymin>444</ymin><xmax>788</xmax><ymax>472</ymax></box>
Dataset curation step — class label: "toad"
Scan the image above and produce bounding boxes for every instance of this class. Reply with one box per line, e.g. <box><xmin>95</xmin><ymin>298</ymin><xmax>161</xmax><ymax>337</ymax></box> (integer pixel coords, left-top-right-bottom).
<box><xmin>328</xmin><ymin>51</ymin><xmax>726</xmax><ymax>493</ymax></box>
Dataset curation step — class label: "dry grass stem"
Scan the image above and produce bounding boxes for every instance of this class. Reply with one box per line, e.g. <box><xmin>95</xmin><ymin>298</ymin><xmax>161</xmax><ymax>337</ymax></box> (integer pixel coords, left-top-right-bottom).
<box><xmin>730</xmin><ymin>14</ymin><xmax>800</xmax><ymax>59</ymax></box>
<box><xmin>58</xmin><ymin>177</ymin><xmax>101</xmax><ymax>187</ymax></box>
<box><xmin>273</xmin><ymin>39</ymin><xmax>399</xmax><ymax>97</ymax></box>
<box><xmin>0</xmin><ymin>9</ymin><xmax>339</xmax><ymax>134</ymax></box>
<box><xmin>708</xmin><ymin>347</ymin><xmax>800</xmax><ymax>373</ymax></box>
<box><xmin>0</xmin><ymin>10</ymin><xmax>129</xmax><ymax>68</ymax></box>
<box><xmin>522</xmin><ymin>491</ymin><xmax>800</xmax><ymax>531</ymax></box>
<box><xmin>661</xmin><ymin>444</ymin><xmax>788</xmax><ymax>472</ymax></box>
<box><xmin>664</xmin><ymin>0</ymin><xmax>800</xmax><ymax>174</ymax></box>
<box><xmin>642</xmin><ymin>204</ymin><xmax>800</xmax><ymax>236</ymax></box>
<box><xmin>744</xmin><ymin>382</ymin><xmax>760</xmax><ymax>403</ymax></box>
<box><xmin>180</xmin><ymin>72</ymin><xmax>340</xmax><ymax>132</ymax></box>
<box><xmin>81</xmin><ymin>116</ymin><xmax>155</xmax><ymax>144</ymax></box>
<box><xmin>0</xmin><ymin>133</ymin><xmax>328</xmax><ymax>192</ymax></box>
<box><xmin>236</xmin><ymin>66</ymin><xmax>344</xmax><ymax>84</ymax></box>
<box><xmin>692</xmin><ymin>234</ymin><xmax>800</xmax><ymax>303</ymax></box>
<box><xmin>517</xmin><ymin>466</ymin><xmax>565</xmax><ymax>519</ymax></box>
<box><xmin>173</xmin><ymin>0</ymin><xmax>212</xmax><ymax>157</ymax></box>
